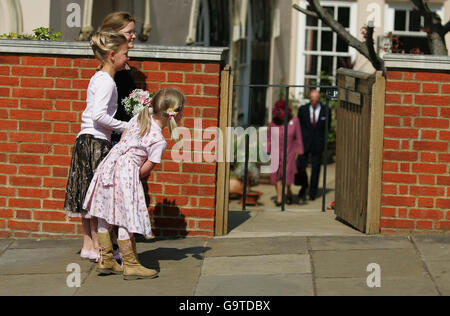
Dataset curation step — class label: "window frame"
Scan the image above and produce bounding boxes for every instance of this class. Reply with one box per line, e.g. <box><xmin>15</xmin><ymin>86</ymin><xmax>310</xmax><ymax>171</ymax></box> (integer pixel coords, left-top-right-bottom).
<box><xmin>195</xmin><ymin>0</ymin><xmax>211</xmax><ymax>46</ymax></box>
<box><xmin>384</xmin><ymin>2</ymin><xmax>445</xmax><ymax>37</ymax></box>
<box><xmin>296</xmin><ymin>0</ymin><xmax>357</xmax><ymax>97</ymax></box>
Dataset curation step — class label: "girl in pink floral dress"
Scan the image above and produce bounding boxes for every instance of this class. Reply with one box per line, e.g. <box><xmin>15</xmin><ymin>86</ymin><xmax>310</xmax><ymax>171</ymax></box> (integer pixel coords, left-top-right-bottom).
<box><xmin>83</xmin><ymin>88</ymin><xmax>185</xmax><ymax>280</ymax></box>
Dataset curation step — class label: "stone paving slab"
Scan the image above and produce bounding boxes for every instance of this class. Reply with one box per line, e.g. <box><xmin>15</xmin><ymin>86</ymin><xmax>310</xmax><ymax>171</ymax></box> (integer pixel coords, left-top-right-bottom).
<box><xmin>135</xmin><ymin>237</ymin><xmax>208</xmax><ymax>250</ymax></box>
<box><xmin>412</xmin><ymin>235</ymin><xmax>450</xmax><ymax>261</ymax></box>
<box><xmin>9</xmin><ymin>239</ymin><xmax>82</xmax><ymax>249</ymax></box>
<box><xmin>0</xmin><ymin>248</ymin><xmax>92</xmax><ymax>275</ymax></box>
<box><xmin>0</xmin><ymin>240</ymin><xmax>12</xmax><ymax>254</ymax></box>
<box><xmin>195</xmin><ymin>273</ymin><xmax>314</xmax><ymax>296</ymax></box>
<box><xmin>228</xmin><ymin>211</ymin><xmax>362</xmax><ymax>237</ymax></box>
<box><xmin>201</xmin><ymin>254</ymin><xmax>311</xmax><ymax>277</ymax></box>
<box><xmin>204</xmin><ymin>237</ymin><xmax>308</xmax><ymax>257</ymax></box>
<box><xmin>309</xmin><ymin>236</ymin><xmax>413</xmax><ymax>251</ymax></box>
<box><xmin>136</xmin><ymin>248</ymin><xmax>205</xmax><ymax>270</ymax></box>
<box><xmin>76</xmin><ymin>267</ymin><xmax>201</xmax><ymax>296</ymax></box>
<box><xmin>135</xmin><ymin>239</ymin><xmax>208</xmax><ymax>270</ymax></box>
<box><xmin>423</xmin><ymin>260</ymin><xmax>450</xmax><ymax>296</ymax></box>
<box><xmin>0</xmin><ymin>235</ymin><xmax>447</xmax><ymax>296</ymax></box>
<box><xmin>0</xmin><ymin>273</ymin><xmax>89</xmax><ymax>296</ymax></box>
<box><xmin>315</xmin><ymin>276</ymin><xmax>439</xmax><ymax>296</ymax></box>
<box><xmin>312</xmin><ymin>249</ymin><xmax>426</xmax><ymax>278</ymax></box>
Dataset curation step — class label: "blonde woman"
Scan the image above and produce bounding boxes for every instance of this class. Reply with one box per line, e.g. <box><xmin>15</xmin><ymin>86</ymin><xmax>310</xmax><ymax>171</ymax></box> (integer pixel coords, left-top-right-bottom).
<box><xmin>83</xmin><ymin>88</ymin><xmax>185</xmax><ymax>280</ymax></box>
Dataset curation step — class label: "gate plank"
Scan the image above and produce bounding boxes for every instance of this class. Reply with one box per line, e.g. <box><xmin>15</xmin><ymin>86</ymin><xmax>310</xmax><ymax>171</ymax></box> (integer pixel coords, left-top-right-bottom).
<box><xmin>215</xmin><ymin>65</ymin><xmax>232</xmax><ymax>236</ymax></box>
<box><xmin>335</xmin><ymin>69</ymin><xmax>377</xmax><ymax>233</ymax></box>
<box><xmin>366</xmin><ymin>72</ymin><xmax>385</xmax><ymax>234</ymax></box>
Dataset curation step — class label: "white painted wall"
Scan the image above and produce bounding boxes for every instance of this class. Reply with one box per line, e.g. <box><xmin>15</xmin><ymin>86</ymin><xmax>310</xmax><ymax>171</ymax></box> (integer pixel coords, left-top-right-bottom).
<box><xmin>353</xmin><ymin>0</ymin><xmax>385</xmax><ymax>73</ymax></box>
<box><xmin>0</xmin><ymin>1</ymin><xmax>10</xmax><ymax>34</ymax></box>
<box><xmin>19</xmin><ymin>0</ymin><xmax>50</xmax><ymax>34</ymax></box>
<box><xmin>445</xmin><ymin>0</ymin><xmax>450</xmax><ymax>50</ymax></box>
<box><xmin>0</xmin><ymin>0</ymin><xmax>23</xmax><ymax>34</ymax></box>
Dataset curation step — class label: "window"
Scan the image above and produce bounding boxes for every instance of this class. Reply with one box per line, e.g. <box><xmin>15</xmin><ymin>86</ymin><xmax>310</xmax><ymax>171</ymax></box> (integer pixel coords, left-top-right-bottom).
<box><xmin>385</xmin><ymin>3</ymin><xmax>444</xmax><ymax>54</ymax></box>
<box><xmin>195</xmin><ymin>0</ymin><xmax>230</xmax><ymax>47</ymax></box>
<box><xmin>196</xmin><ymin>0</ymin><xmax>210</xmax><ymax>46</ymax></box>
<box><xmin>297</xmin><ymin>1</ymin><xmax>357</xmax><ymax>92</ymax></box>
<box><xmin>236</xmin><ymin>0</ymin><xmax>272</xmax><ymax>127</ymax></box>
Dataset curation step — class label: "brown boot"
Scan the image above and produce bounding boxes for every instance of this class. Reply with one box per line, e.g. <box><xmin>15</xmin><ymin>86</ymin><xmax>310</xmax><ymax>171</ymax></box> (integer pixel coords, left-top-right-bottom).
<box><xmin>97</xmin><ymin>232</ymin><xmax>123</xmax><ymax>275</ymax></box>
<box><xmin>131</xmin><ymin>235</ymin><xmax>139</xmax><ymax>263</ymax></box>
<box><xmin>118</xmin><ymin>239</ymin><xmax>159</xmax><ymax>281</ymax></box>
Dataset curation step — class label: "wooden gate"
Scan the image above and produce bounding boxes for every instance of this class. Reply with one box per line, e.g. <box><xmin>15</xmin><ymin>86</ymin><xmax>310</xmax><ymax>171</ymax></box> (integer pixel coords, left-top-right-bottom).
<box><xmin>335</xmin><ymin>69</ymin><xmax>385</xmax><ymax>234</ymax></box>
<box><xmin>215</xmin><ymin>65</ymin><xmax>233</xmax><ymax>236</ymax></box>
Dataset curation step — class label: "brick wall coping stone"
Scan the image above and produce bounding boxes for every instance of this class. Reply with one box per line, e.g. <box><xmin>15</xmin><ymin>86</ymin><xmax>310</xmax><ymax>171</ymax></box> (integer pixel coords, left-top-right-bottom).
<box><xmin>384</xmin><ymin>53</ymin><xmax>450</xmax><ymax>71</ymax></box>
<box><xmin>0</xmin><ymin>39</ymin><xmax>227</xmax><ymax>62</ymax></box>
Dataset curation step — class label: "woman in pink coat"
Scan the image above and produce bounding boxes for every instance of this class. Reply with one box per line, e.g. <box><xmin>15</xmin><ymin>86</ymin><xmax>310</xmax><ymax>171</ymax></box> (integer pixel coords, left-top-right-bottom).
<box><xmin>267</xmin><ymin>100</ymin><xmax>304</xmax><ymax>206</ymax></box>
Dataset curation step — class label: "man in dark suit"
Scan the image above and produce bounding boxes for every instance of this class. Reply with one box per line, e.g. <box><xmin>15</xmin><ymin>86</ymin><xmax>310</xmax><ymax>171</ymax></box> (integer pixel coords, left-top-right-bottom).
<box><xmin>296</xmin><ymin>90</ymin><xmax>331</xmax><ymax>201</ymax></box>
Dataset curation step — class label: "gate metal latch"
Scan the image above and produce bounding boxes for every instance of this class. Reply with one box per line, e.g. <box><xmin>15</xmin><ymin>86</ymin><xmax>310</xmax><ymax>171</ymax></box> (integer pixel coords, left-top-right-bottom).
<box><xmin>326</xmin><ymin>88</ymin><xmax>338</xmax><ymax>100</ymax></box>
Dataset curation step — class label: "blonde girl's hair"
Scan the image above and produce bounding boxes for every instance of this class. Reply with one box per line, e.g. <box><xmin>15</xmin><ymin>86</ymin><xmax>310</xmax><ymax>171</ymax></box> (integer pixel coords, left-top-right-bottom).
<box><xmin>100</xmin><ymin>12</ymin><xmax>136</xmax><ymax>32</ymax></box>
<box><xmin>90</xmin><ymin>31</ymin><xmax>127</xmax><ymax>69</ymax></box>
<box><xmin>137</xmin><ymin>88</ymin><xmax>186</xmax><ymax>140</ymax></box>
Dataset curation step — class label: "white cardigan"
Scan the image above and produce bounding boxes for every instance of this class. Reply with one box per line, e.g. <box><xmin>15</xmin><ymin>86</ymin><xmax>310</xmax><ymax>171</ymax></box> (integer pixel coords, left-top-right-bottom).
<box><xmin>78</xmin><ymin>71</ymin><xmax>128</xmax><ymax>142</ymax></box>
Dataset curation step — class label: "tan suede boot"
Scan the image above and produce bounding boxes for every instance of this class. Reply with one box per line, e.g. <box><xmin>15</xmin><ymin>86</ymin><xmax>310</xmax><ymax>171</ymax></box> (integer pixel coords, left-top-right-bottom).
<box><xmin>131</xmin><ymin>236</ymin><xmax>138</xmax><ymax>261</ymax></box>
<box><xmin>97</xmin><ymin>232</ymin><xmax>123</xmax><ymax>275</ymax></box>
<box><xmin>118</xmin><ymin>239</ymin><xmax>159</xmax><ymax>281</ymax></box>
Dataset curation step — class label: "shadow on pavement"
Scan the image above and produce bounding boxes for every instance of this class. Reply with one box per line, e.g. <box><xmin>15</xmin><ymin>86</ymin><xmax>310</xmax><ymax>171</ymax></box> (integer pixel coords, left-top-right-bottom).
<box><xmin>137</xmin><ymin>246</ymin><xmax>210</xmax><ymax>272</ymax></box>
<box><xmin>228</xmin><ymin>210</ymin><xmax>252</xmax><ymax>232</ymax></box>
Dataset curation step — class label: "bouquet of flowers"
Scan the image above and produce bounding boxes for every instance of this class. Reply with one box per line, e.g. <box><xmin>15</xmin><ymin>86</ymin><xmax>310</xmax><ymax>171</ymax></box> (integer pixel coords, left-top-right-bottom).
<box><xmin>122</xmin><ymin>89</ymin><xmax>155</xmax><ymax>117</ymax></box>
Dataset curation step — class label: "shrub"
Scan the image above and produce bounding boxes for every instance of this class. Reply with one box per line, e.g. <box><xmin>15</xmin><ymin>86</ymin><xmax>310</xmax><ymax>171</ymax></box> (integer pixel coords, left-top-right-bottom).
<box><xmin>0</xmin><ymin>27</ymin><xmax>61</xmax><ymax>41</ymax></box>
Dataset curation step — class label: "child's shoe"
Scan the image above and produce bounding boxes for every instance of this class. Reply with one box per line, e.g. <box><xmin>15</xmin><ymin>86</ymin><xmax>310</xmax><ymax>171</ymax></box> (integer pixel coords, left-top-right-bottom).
<box><xmin>89</xmin><ymin>250</ymin><xmax>100</xmax><ymax>263</ymax></box>
<box><xmin>80</xmin><ymin>248</ymin><xmax>91</xmax><ymax>260</ymax></box>
<box><xmin>97</xmin><ymin>232</ymin><xmax>123</xmax><ymax>275</ymax></box>
<box><xmin>118</xmin><ymin>239</ymin><xmax>159</xmax><ymax>281</ymax></box>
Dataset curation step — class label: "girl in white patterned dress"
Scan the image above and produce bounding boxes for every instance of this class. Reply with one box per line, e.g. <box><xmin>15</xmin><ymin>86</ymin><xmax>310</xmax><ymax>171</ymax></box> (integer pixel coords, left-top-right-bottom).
<box><xmin>83</xmin><ymin>88</ymin><xmax>185</xmax><ymax>280</ymax></box>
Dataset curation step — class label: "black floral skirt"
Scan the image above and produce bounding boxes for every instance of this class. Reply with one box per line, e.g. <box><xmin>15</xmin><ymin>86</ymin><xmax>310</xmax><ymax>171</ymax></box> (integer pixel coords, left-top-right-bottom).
<box><xmin>64</xmin><ymin>134</ymin><xmax>111</xmax><ymax>218</ymax></box>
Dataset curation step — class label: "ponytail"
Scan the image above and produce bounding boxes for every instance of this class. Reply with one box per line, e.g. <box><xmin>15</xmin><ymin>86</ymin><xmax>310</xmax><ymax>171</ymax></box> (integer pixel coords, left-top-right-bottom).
<box><xmin>137</xmin><ymin>106</ymin><xmax>152</xmax><ymax>137</ymax></box>
<box><xmin>137</xmin><ymin>88</ymin><xmax>185</xmax><ymax>140</ymax></box>
<box><xmin>168</xmin><ymin>116</ymin><xmax>180</xmax><ymax>141</ymax></box>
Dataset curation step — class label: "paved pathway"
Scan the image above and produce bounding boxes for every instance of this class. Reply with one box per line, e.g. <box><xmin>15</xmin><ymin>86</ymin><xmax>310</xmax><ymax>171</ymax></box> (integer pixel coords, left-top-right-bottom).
<box><xmin>0</xmin><ymin>235</ymin><xmax>448</xmax><ymax>296</ymax></box>
<box><xmin>227</xmin><ymin>163</ymin><xmax>361</xmax><ymax>238</ymax></box>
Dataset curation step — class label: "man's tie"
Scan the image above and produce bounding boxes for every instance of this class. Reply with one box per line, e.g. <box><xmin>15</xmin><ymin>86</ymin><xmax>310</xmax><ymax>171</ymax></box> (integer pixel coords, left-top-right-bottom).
<box><xmin>312</xmin><ymin>110</ymin><xmax>317</xmax><ymax>128</ymax></box>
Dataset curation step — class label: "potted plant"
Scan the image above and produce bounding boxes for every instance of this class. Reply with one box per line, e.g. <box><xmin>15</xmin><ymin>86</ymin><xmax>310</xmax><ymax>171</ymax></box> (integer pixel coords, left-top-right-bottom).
<box><xmin>231</xmin><ymin>162</ymin><xmax>262</xmax><ymax>206</ymax></box>
<box><xmin>229</xmin><ymin>133</ymin><xmax>261</xmax><ymax>201</ymax></box>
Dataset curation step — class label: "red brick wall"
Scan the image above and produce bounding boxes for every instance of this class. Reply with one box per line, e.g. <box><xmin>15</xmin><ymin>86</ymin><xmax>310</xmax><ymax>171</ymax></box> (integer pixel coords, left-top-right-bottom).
<box><xmin>0</xmin><ymin>53</ymin><xmax>222</xmax><ymax>239</ymax></box>
<box><xmin>381</xmin><ymin>69</ymin><xmax>450</xmax><ymax>233</ymax></box>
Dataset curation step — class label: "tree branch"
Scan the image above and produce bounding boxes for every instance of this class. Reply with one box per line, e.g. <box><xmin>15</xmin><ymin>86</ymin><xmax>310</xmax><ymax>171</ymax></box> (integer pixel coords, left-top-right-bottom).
<box><xmin>410</xmin><ymin>0</ymin><xmax>448</xmax><ymax>55</ymax></box>
<box><xmin>306</xmin><ymin>0</ymin><xmax>384</xmax><ymax>70</ymax></box>
<box><xmin>365</xmin><ymin>23</ymin><xmax>379</xmax><ymax>69</ymax></box>
<box><xmin>410</xmin><ymin>0</ymin><xmax>432</xmax><ymax>14</ymax></box>
<box><xmin>410</xmin><ymin>0</ymin><xmax>442</xmax><ymax>24</ymax></box>
<box><xmin>292</xmin><ymin>4</ymin><xmax>317</xmax><ymax>18</ymax></box>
